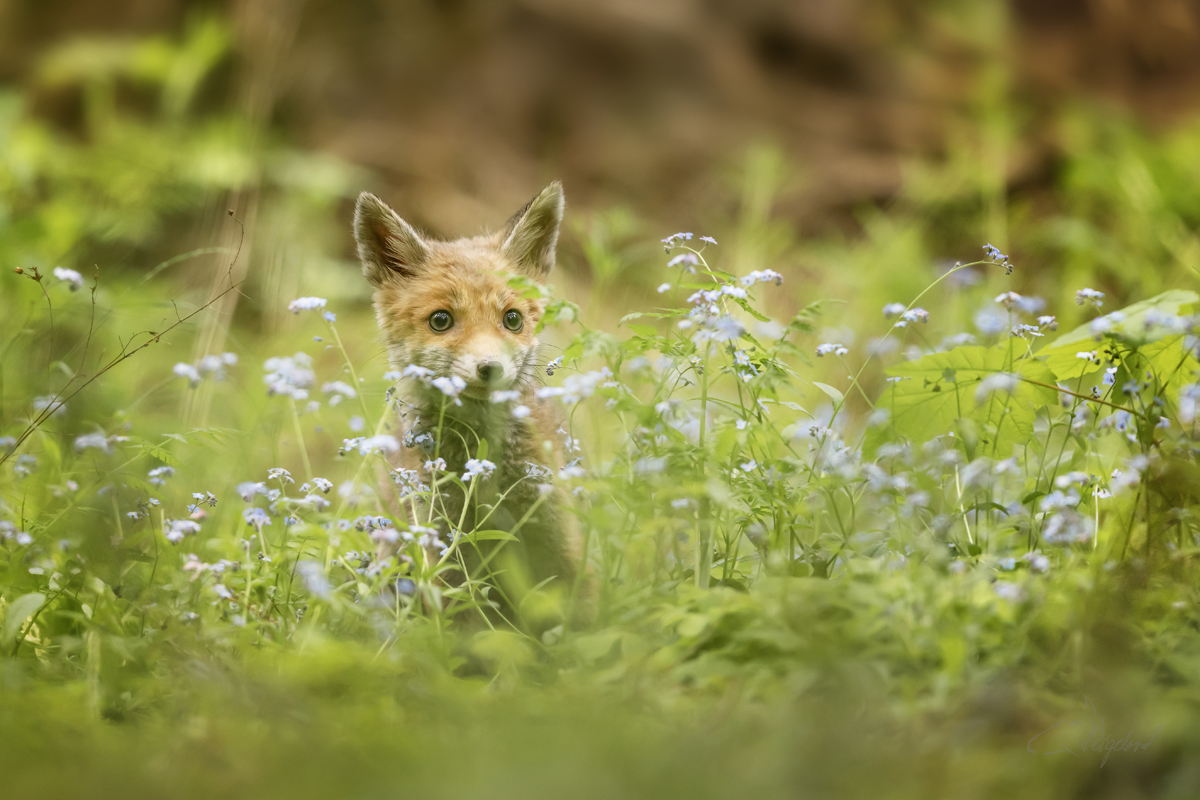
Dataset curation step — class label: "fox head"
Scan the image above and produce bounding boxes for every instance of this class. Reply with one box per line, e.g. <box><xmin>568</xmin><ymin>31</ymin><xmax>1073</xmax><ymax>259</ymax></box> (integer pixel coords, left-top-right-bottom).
<box><xmin>353</xmin><ymin>183</ymin><xmax>564</xmax><ymax>403</ymax></box>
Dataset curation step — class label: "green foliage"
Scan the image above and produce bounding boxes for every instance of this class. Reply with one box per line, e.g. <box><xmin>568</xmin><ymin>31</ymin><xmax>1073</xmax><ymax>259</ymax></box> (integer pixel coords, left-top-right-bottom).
<box><xmin>868</xmin><ymin>343</ymin><xmax>1058</xmax><ymax>458</ymax></box>
<box><xmin>6</xmin><ymin>18</ymin><xmax>1200</xmax><ymax>800</ymax></box>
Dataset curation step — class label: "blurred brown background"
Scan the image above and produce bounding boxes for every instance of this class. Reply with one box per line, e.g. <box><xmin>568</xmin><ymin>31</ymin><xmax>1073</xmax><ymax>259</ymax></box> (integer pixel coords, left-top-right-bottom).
<box><xmin>2</xmin><ymin>0</ymin><xmax>1199</xmax><ymax>251</ymax></box>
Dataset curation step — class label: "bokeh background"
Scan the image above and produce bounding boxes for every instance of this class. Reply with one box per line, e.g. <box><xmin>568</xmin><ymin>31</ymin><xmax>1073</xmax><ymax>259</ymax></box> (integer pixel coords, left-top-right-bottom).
<box><xmin>3</xmin><ymin>4</ymin><xmax>1200</xmax><ymax>799</ymax></box>
<box><xmin>4</xmin><ymin>0</ymin><xmax>1200</xmax><ymax>329</ymax></box>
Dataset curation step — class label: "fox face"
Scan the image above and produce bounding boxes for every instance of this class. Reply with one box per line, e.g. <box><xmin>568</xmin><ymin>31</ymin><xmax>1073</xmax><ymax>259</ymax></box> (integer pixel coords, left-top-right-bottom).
<box><xmin>353</xmin><ymin>183</ymin><xmax>564</xmax><ymax>402</ymax></box>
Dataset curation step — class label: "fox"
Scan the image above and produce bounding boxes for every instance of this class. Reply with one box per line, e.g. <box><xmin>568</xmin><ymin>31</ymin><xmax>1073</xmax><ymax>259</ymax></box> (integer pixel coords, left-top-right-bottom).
<box><xmin>352</xmin><ymin>182</ymin><xmax>590</xmax><ymax>626</ymax></box>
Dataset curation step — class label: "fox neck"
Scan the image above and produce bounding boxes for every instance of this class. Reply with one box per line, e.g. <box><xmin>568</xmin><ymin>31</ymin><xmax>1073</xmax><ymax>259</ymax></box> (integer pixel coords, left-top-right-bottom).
<box><xmin>402</xmin><ymin>391</ymin><xmax>533</xmax><ymax>474</ymax></box>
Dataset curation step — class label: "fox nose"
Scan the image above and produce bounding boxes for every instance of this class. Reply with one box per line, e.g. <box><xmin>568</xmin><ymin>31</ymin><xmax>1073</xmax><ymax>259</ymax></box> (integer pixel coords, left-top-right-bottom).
<box><xmin>476</xmin><ymin>361</ymin><xmax>503</xmax><ymax>383</ymax></box>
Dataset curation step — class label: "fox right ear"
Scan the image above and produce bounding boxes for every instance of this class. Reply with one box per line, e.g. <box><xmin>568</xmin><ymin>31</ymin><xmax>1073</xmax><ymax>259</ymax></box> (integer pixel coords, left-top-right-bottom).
<box><xmin>353</xmin><ymin>192</ymin><xmax>430</xmax><ymax>287</ymax></box>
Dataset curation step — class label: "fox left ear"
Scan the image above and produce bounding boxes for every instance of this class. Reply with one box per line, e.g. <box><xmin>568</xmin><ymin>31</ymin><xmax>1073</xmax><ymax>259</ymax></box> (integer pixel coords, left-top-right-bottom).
<box><xmin>500</xmin><ymin>181</ymin><xmax>564</xmax><ymax>281</ymax></box>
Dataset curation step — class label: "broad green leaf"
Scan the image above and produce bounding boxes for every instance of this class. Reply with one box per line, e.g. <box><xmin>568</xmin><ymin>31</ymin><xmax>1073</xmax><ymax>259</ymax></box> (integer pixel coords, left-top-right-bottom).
<box><xmin>3</xmin><ymin>592</ymin><xmax>46</xmax><ymax>644</ymax></box>
<box><xmin>866</xmin><ymin>344</ymin><xmax>1058</xmax><ymax>458</ymax></box>
<box><xmin>1041</xmin><ymin>289</ymin><xmax>1199</xmax><ymax>380</ymax></box>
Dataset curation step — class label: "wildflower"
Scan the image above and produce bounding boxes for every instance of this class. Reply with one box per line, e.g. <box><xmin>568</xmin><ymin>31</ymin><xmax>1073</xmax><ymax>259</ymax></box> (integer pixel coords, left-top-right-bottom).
<box><xmin>267</xmin><ymin>467</ymin><xmax>294</xmax><ymax>484</ymax></box>
<box><xmin>998</xmin><ymin>558</ymin><xmax>1017</xmax><ymax>571</ymax></box>
<box><xmin>700</xmin><ymin>236</ymin><xmax>718</xmax><ymax>245</ymax></box>
<box><xmin>668</xmin><ymin>253</ymin><xmax>700</xmax><ymax>269</ymax></box>
<box><xmin>311</xmin><ymin>477</ymin><xmax>333</xmax><ymax>494</ymax></box>
<box><xmin>242</xmin><ymin>507</ymin><xmax>272</xmax><ymax>531</ymax></box>
<box><xmin>740</xmin><ymin>459</ymin><xmax>757</xmax><ymax>472</ymax></box>
<box><xmin>671</xmin><ymin>498</ymin><xmax>692</xmax><ymax>509</ymax></box>
<box><xmin>322</xmin><ymin>381</ymin><xmax>357</xmax><ymax>404</ymax></box>
<box><xmin>1040</xmin><ymin>489</ymin><xmax>1081</xmax><ymax>512</ymax></box>
<box><xmin>164</xmin><ymin>519</ymin><xmax>202</xmax><ymax>543</ymax></box>
<box><xmin>705</xmin><ymin>315</ymin><xmax>745</xmax><ymax>343</ymax></box>
<box><xmin>191</xmin><ymin>491</ymin><xmax>218</xmax><ymax>507</ymax></box>
<box><xmin>491</xmin><ymin>390</ymin><xmax>520</xmax><ymax>403</ymax></box>
<box><xmin>1076</xmin><ymin>288</ymin><xmax>1104</xmax><ymax>308</ymax></box>
<box><xmin>975</xmin><ymin>372</ymin><xmax>1021</xmax><ymax>402</ymax></box>
<box><xmin>383</xmin><ymin>370</ymin><xmax>402</xmax><ymax>382</ymax></box>
<box><xmin>512</xmin><ymin>404</ymin><xmax>531</xmax><ymax>419</ymax></box>
<box><xmin>545</xmin><ymin>357</ymin><xmax>564</xmax><ymax>376</ymax></box>
<box><xmin>1090</xmin><ymin>311</ymin><xmax>1125</xmax><ymax>340</ymax></box>
<box><xmin>431</xmin><ymin>375</ymin><xmax>467</xmax><ymax>405</ymax></box>
<box><xmin>524</xmin><ymin>462</ymin><xmax>553</xmax><ymax>481</ymax></box>
<box><xmin>263</xmin><ymin>354</ymin><xmax>316</xmax><ymax>401</ymax></box>
<box><xmin>982</xmin><ymin>244</ymin><xmax>1013</xmax><ymax>273</ymax></box>
<box><xmin>349</xmin><ymin>416</ymin><xmax>365</xmax><ymax>432</ymax></box>
<box><xmin>994</xmin><ymin>291</ymin><xmax>1024</xmax><ymax>311</ymax></box>
<box><xmin>323</xmin><ymin>311</ymin><xmax>336</xmax><ymax>323</ymax></box>
<box><xmin>1053</xmin><ymin>471</ymin><xmax>1090</xmax><ymax>489</ymax></box>
<box><xmin>213</xmin><ymin>584</ymin><xmax>234</xmax><ymax>600</ymax></box>
<box><xmin>424</xmin><ymin>458</ymin><xmax>447</xmax><ymax>472</ymax></box>
<box><xmin>296</xmin><ymin>561</ymin><xmax>331</xmax><ymax>598</ymax></box>
<box><xmin>346</xmin><ymin>435</ymin><xmax>401</xmax><ymax>456</ymax></box>
<box><xmin>287</xmin><ymin>296</ymin><xmax>328</xmax><ymax>313</ymax></box>
<box><xmin>1075</xmin><ymin>351</ymin><xmax>1098</xmax><ymax>362</ymax></box>
<box><xmin>536</xmin><ymin>368</ymin><xmax>613</xmax><ymax>404</ymax></box>
<box><xmin>1042</xmin><ymin>510</ymin><xmax>1093</xmax><ymax>545</ymax></box>
<box><xmin>54</xmin><ymin>267</ymin><xmax>84</xmax><ymax>290</ymax></box>
<box><xmin>462</xmin><ymin>458</ymin><xmax>496</xmax><ymax>482</ymax></box>
<box><xmin>559</xmin><ymin>464</ymin><xmax>586</xmax><ymax>480</ymax></box>
<box><xmin>1180</xmin><ymin>383</ymin><xmax>1200</xmax><ymax>424</ymax></box>
<box><xmin>402</xmin><ymin>364</ymin><xmax>434</xmax><ymax>382</ymax></box>
<box><xmin>882</xmin><ymin>302</ymin><xmax>907</xmax><ymax>319</ymax></box>
<box><xmin>73</xmin><ymin>432</ymin><xmax>111</xmax><ymax>453</ymax></box>
<box><xmin>237</xmin><ymin>481</ymin><xmax>268</xmax><ymax>501</ymax></box>
<box><xmin>415</xmin><ymin>527</ymin><xmax>446</xmax><ymax>552</ymax></box>
<box><xmin>656</xmin><ymin>283</ymin><xmax>671</xmax><ymax>294</ymax></box>
<box><xmin>815</xmin><ymin>343</ymin><xmax>848</xmax><ymax>357</ymax></box>
<box><xmin>173</xmin><ymin>363</ymin><xmax>202</xmax><ymax>387</ymax></box>
<box><xmin>1038</xmin><ymin>315</ymin><xmax>1058</xmax><ymax>331</ymax></box>
<box><xmin>994</xmin><ymin>581</ymin><xmax>1025</xmax><ymax>601</ymax></box>
<box><xmin>1011</xmin><ymin>323</ymin><xmax>1044</xmax><ymax>339</ymax></box>
<box><xmin>148</xmin><ymin>466</ymin><xmax>176</xmax><ymax>487</ymax></box>
<box><xmin>661</xmin><ymin>232</ymin><xmax>694</xmax><ymax>250</ymax></box>
<box><xmin>900</xmin><ymin>307</ymin><xmax>929</xmax><ymax>325</ymax></box>
<box><xmin>740</xmin><ymin>269</ymin><xmax>784</xmax><ymax>287</ymax></box>
<box><xmin>1026</xmin><ymin>553</ymin><xmax>1050</xmax><ymax>573</ymax></box>
<box><xmin>974</xmin><ymin>307</ymin><xmax>1007</xmax><ymax>336</ymax></box>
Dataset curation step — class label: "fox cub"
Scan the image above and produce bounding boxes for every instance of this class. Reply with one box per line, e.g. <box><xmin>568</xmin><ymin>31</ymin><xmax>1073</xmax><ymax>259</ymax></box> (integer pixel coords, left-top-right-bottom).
<box><xmin>353</xmin><ymin>182</ymin><xmax>589</xmax><ymax>623</ymax></box>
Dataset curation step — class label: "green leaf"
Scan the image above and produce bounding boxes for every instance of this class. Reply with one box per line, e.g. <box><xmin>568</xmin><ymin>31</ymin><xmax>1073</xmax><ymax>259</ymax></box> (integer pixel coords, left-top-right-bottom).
<box><xmin>812</xmin><ymin>382</ymin><xmax>844</xmax><ymax>405</ymax></box>
<box><xmin>1041</xmin><ymin>289</ymin><xmax>1199</xmax><ymax>380</ymax></box>
<box><xmin>618</xmin><ymin>312</ymin><xmax>644</xmax><ymax>325</ymax></box>
<box><xmin>465</xmin><ymin>530</ymin><xmax>518</xmax><ymax>542</ymax></box>
<box><xmin>866</xmin><ymin>344</ymin><xmax>1058</xmax><ymax>458</ymax></box>
<box><xmin>3</xmin><ymin>592</ymin><xmax>46</xmax><ymax>644</ymax></box>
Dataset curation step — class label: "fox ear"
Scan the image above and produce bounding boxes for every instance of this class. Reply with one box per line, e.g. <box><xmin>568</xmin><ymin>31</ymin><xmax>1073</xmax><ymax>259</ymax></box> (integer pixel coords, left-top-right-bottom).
<box><xmin>354</xmin><ymin>192</ymin><xmax>430</xmax><ymax>287</ymax></box>
<box><xmin>500</xmin><ymin>181</ymin><xmax>564</xmax><ymax>280</ymax></box>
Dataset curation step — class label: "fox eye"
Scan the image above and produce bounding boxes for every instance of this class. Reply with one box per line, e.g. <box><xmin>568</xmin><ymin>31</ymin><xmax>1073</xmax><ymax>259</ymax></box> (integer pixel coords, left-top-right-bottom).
<box><xmin>429</xmin><ymin>310</ymin><xmax>454</xmax><ymax>333</ymax></box>
<box><xmin>503</xmin><ymin>309</ymin><xmax>524</xmax><ymax>332</ymax></box>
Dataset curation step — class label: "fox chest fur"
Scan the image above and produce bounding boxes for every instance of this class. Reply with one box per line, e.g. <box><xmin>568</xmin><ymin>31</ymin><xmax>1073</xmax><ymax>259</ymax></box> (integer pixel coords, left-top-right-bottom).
<box><xmin>352</xmin><ymin>182</ymin><xmax>586</xmax><ymax>605</ymax></box>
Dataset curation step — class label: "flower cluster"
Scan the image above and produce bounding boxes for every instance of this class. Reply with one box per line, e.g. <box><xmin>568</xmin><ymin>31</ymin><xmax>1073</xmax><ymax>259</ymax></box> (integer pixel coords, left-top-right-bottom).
<box><xmin>264</xmin><ymin>354</ymin><xmax>316</xmax><ymax>400</ymax></box>
<box><xmin>982</xmin><ymin>243</ymin><xmax>1013</xmax><ymax>274</ymax></box>
<box><xmin>173</xmin><ymin>353</ymin><xmax>239</xmax><ymax>387</ymax></box>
